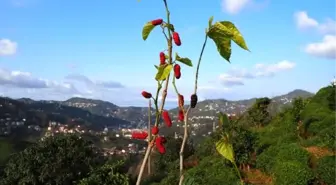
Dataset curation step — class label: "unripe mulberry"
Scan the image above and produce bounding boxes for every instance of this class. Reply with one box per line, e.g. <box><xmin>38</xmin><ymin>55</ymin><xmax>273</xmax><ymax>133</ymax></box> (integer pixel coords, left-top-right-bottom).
<box><xmin>162</xmin><ymin>110</ymin><xmax>172</xmax><ymax>127</ymax></box>
<box><xmin>178</xmin><ymin>94</ymin><xmax>184</xmax><ymax>108</ymax></box>
<box><xmin>174</xmin><ymin>64</ymin><xmax>181</xmax><ymax>79</ymax></box>
<box><xmin>151</xmin><ymin>19</ymin><xmax>163</xmax><ymax>26</ymax></box>
<box><xmin>151</xmin><ymin>126</ymin><xmax>159</xmax><ymax>135</ymax></box>
<box><xmin>190</xmin><ymin>94</ymin><xmax>198</xmax><ymax>108</ymax></box>
<box><xmin>160</xmin><ymin>52</ymin><xmax>166</xmax><ymax>65</ymax></box>
<box><xmin>173</xmin><ymin>32</ymin><xmax>181</xmax><ymax>46</ymax></box>
<box><xmin>178</xmin><ymin>109</ymin><xmax>184</xmax><ymax>121</ymax></box>
<box><xmin>141</xmin><ymin>91</ymin><xmax>152</xmax><ymax>99</ymax></box>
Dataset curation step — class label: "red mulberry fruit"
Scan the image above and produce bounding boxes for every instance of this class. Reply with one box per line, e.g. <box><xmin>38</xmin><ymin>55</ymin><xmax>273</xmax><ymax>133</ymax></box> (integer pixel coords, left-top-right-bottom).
<box><xmin>155</xmin><ymin>136</ymin><xmax>166</xmax><ymax>154</ymax></box>
<box><xmin>157</xmin><ymin>146</ymin><xmax>166</xmax><ymax>154</ymax></box>
<box><xmin>151</xmin><ymin>126</ymin><xmax>159</xmax><ymax>135</ymax></box>
<box><xmin>178</xmin><ymin>94</ymin><xmax>184</xmax><ymax>108</ymax></box>
<box><xmin>173</xmin><ymin>32</ymin><xmax>181</xmax><ymax>46</ymax></box>
<box><xmin>131</xmin><ymin>131</ymin><xmax>148</xmax><ymax>140</ymax></box>
<box><xmin>141</xmin><ymin>91</ymin><xmax>152</xmax><ymax>99</ymax></box>
<box><xmin>190</xmin><ymin>94</ymin><xmax>198</xmax><ymax>108</ymax></box>
<box><xmin>162</xmin><ymin>110</ymin><xmax>172</xmax><ymax>127</ymax></box>
<box><xmin>178</xmin><ymin>109</ymin><xmax>184</xmax><ymax>121</ymax></box>
<box><xmin>160</xmin><ymin>52</ymin><xmax>166</xmax><ymax>65</ymax></box>
<box><xmin>151</xmin><ymin>19</ymin><xmax>163</xmax><ymax>26</ymax></box>
<box><xmin>174</xmin><ymin>64</ymin><xmax>181</xmax><ymax>79</ymax></box>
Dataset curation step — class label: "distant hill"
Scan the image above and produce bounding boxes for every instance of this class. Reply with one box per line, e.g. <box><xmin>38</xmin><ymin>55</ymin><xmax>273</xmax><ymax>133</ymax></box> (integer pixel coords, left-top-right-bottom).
<box><xmin>0</xmin><ymin>97</ymin><xmax>130</xmax><ymax>132</ymax></box>
<box><xmin>9</xmin><ymin>89</ymin><xmax>314</xmax><ymax>130</ymax></box>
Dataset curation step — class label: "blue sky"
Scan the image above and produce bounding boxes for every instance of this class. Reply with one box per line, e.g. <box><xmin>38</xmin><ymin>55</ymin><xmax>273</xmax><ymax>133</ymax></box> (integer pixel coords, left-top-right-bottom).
<box><xmin>0</xmin><ymin>0</ymin><xmax>335</xmax><ymax>108</ymax></box>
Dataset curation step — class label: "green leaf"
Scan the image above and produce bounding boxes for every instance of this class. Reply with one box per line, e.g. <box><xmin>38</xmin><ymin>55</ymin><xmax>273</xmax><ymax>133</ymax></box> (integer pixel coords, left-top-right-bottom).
<box><xmin>142</xmin><ymin>22</ymin><xmax>155</xmax><ymax>40</ymax></box>
<box><xmin>215</xmin><ymin>136</ymin><xmax>235</xmax><ymax>163</ymax></box>
<box><xmin>220</xmin><ymin>21</ymin><xmax>249</xmax><ymax>51</ymax></box>
<box><xmin>207</xmin><ymin>22</ymin><xmax>233</xmax><ymax>62</ymax></box>
<box><xmin>208</xmin><ymin>16</ymin><xmax>214</xmax><ymax>28</ymax></box>
<box><xmin>175</xmin><ymin>53</ymin><xmax>193</xmax><ymax>67</ymax></box>
<box><xmin>218</xmin><ymin>112</ymin><xmax>230</xmax><ymax>128</ymax></box>
<box><xmin>183</xmin><ymin>175</ymin><xmax>198</xmax><ymax>185</ymax></box>
<box><xmin>155</xmin><ymin>64</ymin><xmax>172</xmax><ymax>81</ymax></box>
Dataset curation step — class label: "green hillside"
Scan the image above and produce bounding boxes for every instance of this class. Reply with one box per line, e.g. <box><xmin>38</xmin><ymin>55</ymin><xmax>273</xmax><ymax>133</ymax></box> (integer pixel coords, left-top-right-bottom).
<box><xmin>144</xmin><ymin>85</ymin><xmax>335</xmax><ymax>185</ymax></box>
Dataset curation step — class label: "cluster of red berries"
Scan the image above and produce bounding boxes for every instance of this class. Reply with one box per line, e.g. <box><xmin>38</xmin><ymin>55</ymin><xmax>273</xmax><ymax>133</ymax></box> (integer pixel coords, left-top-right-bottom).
<box><xmin>135</xmin><ymin>18</ymin><xmax>192</xmax><ymax>155</ymax></box>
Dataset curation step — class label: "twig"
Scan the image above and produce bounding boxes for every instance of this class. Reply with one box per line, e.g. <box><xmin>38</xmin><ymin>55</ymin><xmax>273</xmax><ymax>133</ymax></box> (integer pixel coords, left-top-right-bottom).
<box><xmin>178</xmin><ymin>31</ymin><xmax>208</xmax><ymax>185</ymax></box>
<box><xmin>147</xmin><ymin>99</ymin><xmax>152</xmax><ymax>175</ymax></box>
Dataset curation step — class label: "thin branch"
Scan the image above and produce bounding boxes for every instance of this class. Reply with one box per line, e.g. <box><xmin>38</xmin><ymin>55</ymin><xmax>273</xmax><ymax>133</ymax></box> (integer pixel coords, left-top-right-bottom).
<box><xmin>136</xmin><ymin>0</ymin><xmax>173</xmax><ymax>184</ymax></box>
<box><xmin>147</xmin><ymin>99</ymin><xmax>152</xmax><ymax>175</ymax></box>
<box><xmin>178</xmin><ymin>31</ymin><xmax>209</xmax><ymax>185</ymax></box>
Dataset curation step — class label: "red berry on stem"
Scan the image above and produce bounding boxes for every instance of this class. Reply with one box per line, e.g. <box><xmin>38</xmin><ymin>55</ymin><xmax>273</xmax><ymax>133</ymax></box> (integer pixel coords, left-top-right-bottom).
<box><xmin>160</xmin><ymin>52</ymin><xmax>166</xmax><ymax>65</ymax></box>
<box><xmin>161</xmin><ymin>136</ymin><xmax>167</xmax><ymax>144</ymax></box>
<box><xmin>178</xmin><ymin>109</ymin><xmax>184</xmax><ymax>121</ymax></box>
<box><xmin>151</xmin><ymin>19</ymin><xmax>163</xmax><ymax>26</ymax></box>
<box><xmin>162</xmin><ymin>110</ymin><xmax>172</xmax><ymax>127</ymax></box>
<box><xmin>139</xmin><ymin>131</ymin><xmax>148</xmax><ymax>140</ymax></box>
<box><xmin>157</xmin><ymin>146</ymin><xmax>166</xmax><ymax>154</ymax></box>
<box><xmin>178</xmin><ymin>94</ymin><xmax>184</xmax><ymax>108</ymax></box>
<box><xmin>141</xmin><ymin>91</ymin><xmax>152</xmax><ymax>99</ymax></box>
<box><xmin>174</xmin><ymin>64</ymin><xmax>181</xmax><ymax>79</ymax></box>
<box><xmin>152</xmin><ymin>126</ymin><xmax>159</xmax><ymax>135</ymax></box>
<box><xmin>173</xmin><ymin>32</ymin><xmax>181</xmax><ymax>46</ymax></box>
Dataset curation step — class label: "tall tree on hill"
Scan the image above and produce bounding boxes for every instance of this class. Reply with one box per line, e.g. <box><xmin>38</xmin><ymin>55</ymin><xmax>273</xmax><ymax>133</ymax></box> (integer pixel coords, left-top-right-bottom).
<box><xmin>0</xmin><ymin>134</ymin><xmax>106</xmax><ymax>185</ymax></box>
<box><xmin>247</xmin><ymin>97</ymin><xmax>272</xmax><ymax>127</ymax></box>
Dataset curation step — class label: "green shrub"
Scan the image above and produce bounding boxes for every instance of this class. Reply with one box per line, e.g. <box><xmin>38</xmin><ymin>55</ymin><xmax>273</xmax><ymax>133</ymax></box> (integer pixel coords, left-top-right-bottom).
<box><xmin>273</xmin><ymin>161</ymin><xmax>313</xmax><ymax>185</ymax></box>
<box><xmin>256</xmin><ymin>145</ymin><xmax>280</xmax><ymax>173</ymax></box>
<box><xmin>257</xmin><ymin>143</ymin><xmax>310</xmax><ymax>174</ymax></box>
<box><xmin>316</xmin><ymin>156</ymin><xmax>336</xmax><ymax>185</ymax></box>
<box><xmin>184</xmin><ymin>156</ymin><xmax>240</xmax><ymax>185</ymax></box>
<box><xmin>275</xmin><ymin>143</ymin><xmax>310</xmax><ymax>165</ymax></box>
<box><xmin>305</xmin><ymin>111</ymin><xmax>335</xmax><ymax>135</ymax></box>
<box><xmin>318</xmin><ymin>124</ymin><xmax>336</xmax><ymax>150</ymax></box>
<box><xmin>78</xmin><ymin>160</ymin><xmax>130</xmax><ymax>185</ymax></box>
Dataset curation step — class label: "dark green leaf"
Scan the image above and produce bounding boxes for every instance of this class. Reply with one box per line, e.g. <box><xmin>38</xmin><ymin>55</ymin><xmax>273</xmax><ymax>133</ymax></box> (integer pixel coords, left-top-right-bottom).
<box><xmin>220</xmin><ymin>21</ymin><xmax>249</xmax><ymax>51</ymax></box>
<box><xmin>142</xmin><ymin>22</ymin><xmax>155</xmax><ymax>40</ymax></box>
<box><xmin>175</xmin><ymin>53</ymin><xmax>193</xmax><ymax>67</ymax></box>
<box><xmin>218</xmin><ymin>112</ymin><xmax>230</xmax><ymax>128</ymax></box>
<box><xmin>155</xmin><ymin>64</ymin><xmax>172</xmax><ymax>81</ymax></box>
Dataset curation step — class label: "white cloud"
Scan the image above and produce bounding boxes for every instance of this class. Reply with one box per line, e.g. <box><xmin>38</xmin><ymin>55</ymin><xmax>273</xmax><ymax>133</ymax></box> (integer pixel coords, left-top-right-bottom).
<box><xmin>294</xmin><ymin>11</ymin><xmax>319</xmax><ymax>29</ymax></box>
<box><xmin>0</xmin><ymin>39</ymin><xmax>17</xmax><ymax>56</ymax></box>
<box><xmin>294</xmin><ymin>11</ymin><xmax>336</xmax><ymax>34</ymax></box>
<box><xmin>218</xmin><ymin>60</ymin><xmax>296</xmax><ymax>86</ymax></box>
<box><xmin>0</xmin><ymin>67</ymin><xmax>78</xmax><ymax>94</ymax></box>
<box><xmin>221</xmin><ymin>0</ymin><xmax>251</xmax><ymax>14</ymax></box>
<box><xmin>304</xmin><ymin>35</ymin><xmax>336</xmax><ymax>59</ymax></box>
